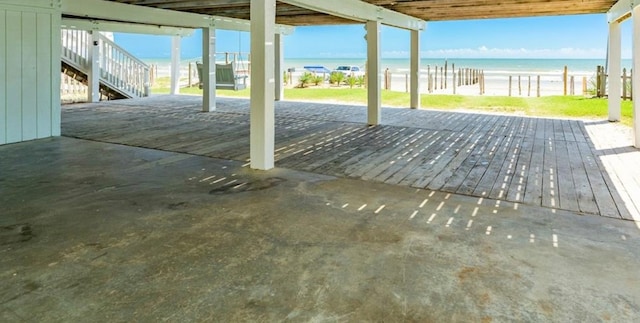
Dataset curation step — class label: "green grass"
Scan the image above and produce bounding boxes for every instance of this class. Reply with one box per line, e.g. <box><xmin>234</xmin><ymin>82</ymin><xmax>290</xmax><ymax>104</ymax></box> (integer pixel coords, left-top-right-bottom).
<box><xmin>151</xmin><ymin>80</ymin><xmax>633</xmax><ymax>126</ymax></box>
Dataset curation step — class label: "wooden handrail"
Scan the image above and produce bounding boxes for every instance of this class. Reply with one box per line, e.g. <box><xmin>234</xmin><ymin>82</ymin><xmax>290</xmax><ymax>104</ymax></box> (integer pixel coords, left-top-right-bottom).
<box><xmin>61</xmin><ymin>29</ymin><xmax>149</xmax><ymax>99</ymax></box>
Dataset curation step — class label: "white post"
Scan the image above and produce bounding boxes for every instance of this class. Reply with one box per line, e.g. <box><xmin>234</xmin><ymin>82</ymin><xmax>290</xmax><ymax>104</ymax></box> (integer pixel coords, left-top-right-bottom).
<box><xmin>87</xmin><ymin>31</ymin><xmax>100</xmax><ymax>103</ymax></box>
<box><xmin>250</xmin><ymin>0</ymin><xmax>276</xmax><ymax>170</ymax></box>
<box><xmin>366</xmin><ymin>20</ymin><xmax>381</xmax><ymax>125</ymax></box>
<box><xmin>170</xmin><ymin>35</ymin><xmax>181</xmax><ymax>95</ymax></box>
<box><xmin>410</xmin><ymin>29</ymin><xmax>421</xmax><ymax>109</ymax></box>
<box><xmin>609</xmin><ymin>20</ymin><xmax>622</xmax><ymax>122</ymax></box>
<box><xmin>274</xmin><ymin>33</ymin><xmax>284</xmax><ymax>101</ymax></box>
<box><xmin>202</xmin><ymin>26</ymin><xmax>216</xmax><ymax>112</ymax></box>
<box><xmin>633</xmin><ymin>6</ymin><xmax>640</xmax><ymax>148</ymax></box>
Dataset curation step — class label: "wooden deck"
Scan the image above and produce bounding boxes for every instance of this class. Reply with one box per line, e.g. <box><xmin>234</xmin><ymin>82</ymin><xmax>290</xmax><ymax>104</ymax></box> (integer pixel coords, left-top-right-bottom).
<box><xmin>61</xmin><ymin>95</ymin><xmax>640</xmax><ymax>220</ymax></box>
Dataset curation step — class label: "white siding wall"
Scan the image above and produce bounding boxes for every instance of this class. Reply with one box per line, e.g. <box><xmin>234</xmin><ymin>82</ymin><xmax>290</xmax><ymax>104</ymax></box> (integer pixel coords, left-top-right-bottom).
<box><xmin>0</xmin><ymin>1</ymin><xmax>61</xmax><ymax>145</ymax></box>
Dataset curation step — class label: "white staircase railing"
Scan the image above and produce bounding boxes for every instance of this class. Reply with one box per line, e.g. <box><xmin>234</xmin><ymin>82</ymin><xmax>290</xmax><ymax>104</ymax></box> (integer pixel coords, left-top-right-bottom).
<box><xmin>61</xmin><ymin>29</ymin><xmax>149</xmax><ymax>99</ymax></box>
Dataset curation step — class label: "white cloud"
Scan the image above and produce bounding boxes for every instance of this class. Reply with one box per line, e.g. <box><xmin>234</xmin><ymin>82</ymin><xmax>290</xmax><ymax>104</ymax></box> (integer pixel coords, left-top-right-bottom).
<box><xmin>317</xmin><ymin>51</ymin><xmax>366</xmax><ymax>58</ymax></box>
<box><xmin>312</xmin><ymin>47</ymin><xmax>632</xmax><ymax>59</ymax></box>
<box><xmin>419</xmin><ymin>47</ymin><xmax>610</xmax><ymax>59</ymax></box>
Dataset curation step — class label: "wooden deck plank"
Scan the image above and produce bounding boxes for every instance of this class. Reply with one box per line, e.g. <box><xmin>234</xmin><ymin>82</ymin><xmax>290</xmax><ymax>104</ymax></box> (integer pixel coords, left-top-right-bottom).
<box><xmin>388</xmin><ymin>130</ymin><xmax>464</xmax><ymax>186</ymax></box>
<box><xmin>504</xmin><ymin>118</ymin><xmax>536</xmax><ymax>203</ymax></box>
<box><xmin>553</xmin><ymin>120</ymin><xmax>580</xmax><ymax>212</ymax></box>
<box><xmin>60</xmin><ymin>96</ymin><xmax>638</xmax><ymax>220</ymax></box>
<box><xmin>598</xmin><ymin>147</ymin><xmax>640</xmax><ymax>220</ymax></box>
<box><xmin>565</xmin><ymin>140</ymin><xmax>599</xmax><ymax>214</ymax></box>
<box><xmin>472</xmin><ymin>116</ymin><xmax>524</xmax><ymax>198</ymax></box>
<box><xmin>435</xmin><ymin>114</ymin><xmax>504</xmax><ymax>193</ymax></box>
<box><xmin>487</xmin><ymin>117</ymin><xmax>528</xmax><ymax>200</ymax></box>
<box><xmin>422</xmin><ymin>131</ymin><xmax>483</xmax><ymax>191</ymax></box>
<box><xmin>457</xmin><ymin>116</ymin><xmax>514</xmax><ymax>196</ymax></box>
<box><xmin>397</xmin><ymin>132</ymin><xmax>456</xmax><ymax>187</ymax></box>
<box><xmin>576</xmin><ymin>140</ymin><xmax>622</xmax><ymax>218</ymax></box>
<box><xmin>366</xmin><ymin>129</ymin><xmax>436</xmax><ymax>182</ymax></box>
<box><xmin>344</xmin><ymin>127</ymin><xmax>415</xmax><ymax>178</ymax></box>
<box><xmin>277</xmin><ymin>125</ymin><xmax>364</xmax><ymax>169</ymax></box>
<box><xmin>403</xmin><ymin>113</ymin><xmax>493</xmax><ymax>188</ymax></box>
<box><xmin>312</xmin><ymin>127</ymin><xmax>390</xmax><ymax>176</ymax></box>
<box><xmin>580</xmin><ymin>122</ymin><xmax>634</xmax><ymax>219</ymax></box>
<box><xmin>364</xmin><ymin>129</ymin><xmax>438</xmax><ymax>181</ymax></box>
<box><xmin>561</xmin><ymin>119</ymin><xmax>576</xmax><ymax>142</ymax></box>
<box><xmin>391</xmin><ymin>129</ymin><xmax>466</xmax><ymax>184</ymax></box>
<box><xmin>540</xmin><ymin>119</ymin><xmax>559</xmax><ymax>209</ymax></box>
<box><xmin>522</xmin><ymin>131</ymin><xmax>545</xmax><ymax>207</ymax></box>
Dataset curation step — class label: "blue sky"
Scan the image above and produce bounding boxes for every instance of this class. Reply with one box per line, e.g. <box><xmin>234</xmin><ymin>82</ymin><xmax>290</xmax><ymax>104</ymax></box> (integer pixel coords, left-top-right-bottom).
<box><xmin>114</xmin><ymin>14</ymin><xmax>632</xmax><ymax>59</ymax></box>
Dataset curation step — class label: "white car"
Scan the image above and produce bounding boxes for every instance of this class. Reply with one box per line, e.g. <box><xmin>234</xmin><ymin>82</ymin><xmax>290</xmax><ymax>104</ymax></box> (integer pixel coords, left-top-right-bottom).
<box><xmin>332</xmin><ymin>65</ymin><xmax>365</xmax><ymax>77</ymax></box>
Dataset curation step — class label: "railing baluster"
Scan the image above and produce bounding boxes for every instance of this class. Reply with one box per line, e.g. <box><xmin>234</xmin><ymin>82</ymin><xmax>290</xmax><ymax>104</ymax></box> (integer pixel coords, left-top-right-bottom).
<box><xmin>61</xmin><ymin>29</ymin><xmax>150</xmax><ymax>99</ymax></box>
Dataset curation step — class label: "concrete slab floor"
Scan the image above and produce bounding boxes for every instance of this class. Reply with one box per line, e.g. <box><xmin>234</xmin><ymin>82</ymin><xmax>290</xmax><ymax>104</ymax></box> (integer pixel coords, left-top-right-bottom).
<box><xmin>1</xmin><ymin>137</ymin><xmax>639</xmax><ymax>322</ymax></box>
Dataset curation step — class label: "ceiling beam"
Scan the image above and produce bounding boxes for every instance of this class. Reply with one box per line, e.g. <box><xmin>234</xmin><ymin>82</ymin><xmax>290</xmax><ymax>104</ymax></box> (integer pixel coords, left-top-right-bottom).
<box><xmin>60</xmin><ymin>0</ymin><xmax>294</xmax><ymax>34</ymax></box>
<box><xmin>61</xmin><ymin>17</ymin><xmax>195</xmax><ymax>36</ymax></box>
<box><xmin>608</xmin><ymin>0</ymin><xmax>638</xmax><ymax>23</ymax></box>
<box><xmin>279</xmin><ymin>0</ymin><xmax>426</xmax><ymax>30</ymax></box>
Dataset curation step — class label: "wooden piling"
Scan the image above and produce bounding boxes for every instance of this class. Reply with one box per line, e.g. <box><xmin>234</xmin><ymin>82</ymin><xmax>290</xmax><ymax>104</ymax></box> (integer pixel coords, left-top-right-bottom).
<box><xmin>623</xmin><ymin>68</ymin><xmax>628</xmax><ymax>100</ymax></box>
<box><xmin>508</xmin><ymin>75</ymin><xmax>512</xmax><ymax>96</ymax></box>
<box><xmin>427</xmin><ymin>65</ymin><xmax>432</xmax><ymax>93</ymax></box>
<box><xmin>429</xmin><ymin>73</ymin><xmax>433</xmax><ymax>93</ymax></box>
<box><xmin>453</xmin><ymin>65</ymin><xmax>457</xmax><ymax>95</ymax></box>
<box><xmin>601</xmin><ymin>66</ymin><xmax>607</xmax><ymax>97</ymax></box>
<box><xmin>451</xmin><ymin>63</ymin><xmax>455</xmax><ymax>92</ymax></box>
<box><xmin>570</xmin><ymin>75</ymin><xmax>575</xmax><ymax>95</ymax></box>
<box><xmin>518</xmin><ymin>75</ymin><xmax>522</xmax><ymax>96</ymax></box>
<box><xmin>629</xmin><ymin>69</ymin><xmax>633</xmax><ymax>100</ymax></box>
<box><xmin>582</xmin><ymin>76</ymin><xmax>587</xmax><ymax>95</ymax></box>
<box><xmin>563</xmin><ymin>65</ymin><xmax>568</xmax><ymax>96</ymax></box>
<box><xmin>596</xmin><ymin>66</ymin><xmax>602</xmax><ymax>97</ymax></box>
<box><xmin>384</xmin><ymin>68</ymin><xmax>391</xmax><ymax>90</ymax></box>
<box><xmin>149</xmin><ymin>64</ymin><xmax>155</xmax><ymax>86</ymax></box>
<box><xmin>528</xmin><ymin>75</ymin><xmax>531</xmax><ymax>97</ymax></box>
<box><xmin>444</xmin><ymin>60</ymin><xmax>448</xmax><ymax>89</ymax></box>
<box><xmin>434</xmin><ymin>66</ymin><xmax>438</xmax><ymax>90</ymax></box>
<box><xmin>536</xmin><ymin>75</ymin><xmax>541</xmax><ymax>97</ymax></box>
<box><xmin>405</xmin><ymin>73</ymin><xmax>409</xmax><ymax>93</ymax></box>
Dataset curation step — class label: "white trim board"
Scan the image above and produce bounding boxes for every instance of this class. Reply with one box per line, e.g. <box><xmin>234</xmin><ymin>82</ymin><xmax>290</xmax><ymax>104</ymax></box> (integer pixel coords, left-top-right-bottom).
<box><xmin>62</xmin><ymin>18</ymin><xmax>195</xmax><ymax>36</ymax></box>
<box><xmin>608</xmin><ymin>0</ymin><xmax>638</xmax><ymax>23</ymax></box>
<box><xmin>280</xmin><ymin>0</ymin><xmax>425</xmax><ymax>31</ymax></box>
<box><xmin>61</xmin><ymin>0</ymin><xmax>294</xmax><ymax>34</ymax></box>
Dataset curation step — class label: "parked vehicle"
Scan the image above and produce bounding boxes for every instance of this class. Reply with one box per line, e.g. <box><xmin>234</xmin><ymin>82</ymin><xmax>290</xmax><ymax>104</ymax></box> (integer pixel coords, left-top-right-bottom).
<box><xmin>332</xmin><ymin>65</ymin><xmax>365</xmax><ymax>77</ymax></box>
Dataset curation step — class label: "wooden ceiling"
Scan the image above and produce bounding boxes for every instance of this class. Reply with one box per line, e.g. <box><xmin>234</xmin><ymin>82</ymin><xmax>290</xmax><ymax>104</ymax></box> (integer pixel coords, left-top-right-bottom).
<box><xmin>109</xmin><ymin>0</ymin><xmax>618</xmax><ymax>26</ymax></box>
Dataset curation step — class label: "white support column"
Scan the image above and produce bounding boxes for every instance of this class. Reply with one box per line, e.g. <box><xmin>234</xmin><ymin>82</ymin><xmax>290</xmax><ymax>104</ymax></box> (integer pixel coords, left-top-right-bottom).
<box><xmin>608</xmin><ymin>20</ymin><xmax>622</xmax><ymax>122</ymax></box>
<box><xmin>170</xmin><ymin>35</ymin><xmax>181</xmax><ymax>95</ymax></box>
<box><xmin>250</xmin><ymin>0</ymin><xmax>276</xmax><ymax>170</ymax></box>
<box><xmin>633</xmin><ymin>6</ymin><xmax>640</xmax><ymax>148</ymax></box>
<box><xmin>366</xmin><ymin>20</ymin><xmax>381</xmax><ymax>125</ymax></box>
<box><xmin>410</xmin><ymin>29</ymin><xmax>421</xmax><ymax>109</ymax></box>
<box><xmin>274</xmin><ymin>33</ymin><xmax>284</xmax><ymax>101</ymax></box>
<box><xmin>202</xmin><ymin>26</ymin><xmax>216</xmax><ymax>112</ymax></box>
<box><xmin>87</xmin><ymin>31</ymin><xmax>100</xmax><ymax>103</ymax></box>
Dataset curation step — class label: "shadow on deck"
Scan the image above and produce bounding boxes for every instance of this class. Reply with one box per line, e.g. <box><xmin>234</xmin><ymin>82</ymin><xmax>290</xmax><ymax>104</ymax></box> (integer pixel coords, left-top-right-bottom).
<box><xmin>61</xmin><ymin>95</ymin><xmax>640</xmax><ymax>221</ymax></box>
